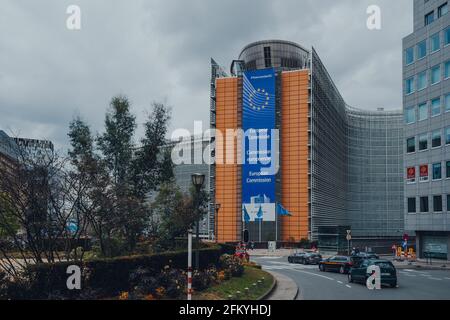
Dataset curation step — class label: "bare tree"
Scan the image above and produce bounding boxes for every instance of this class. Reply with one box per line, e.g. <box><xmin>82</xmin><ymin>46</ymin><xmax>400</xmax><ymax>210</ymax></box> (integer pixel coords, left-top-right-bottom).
<box><xmin>0</xmin><ymin>137</ymin><xmax>89</xmax><ymax>279</ymax></box>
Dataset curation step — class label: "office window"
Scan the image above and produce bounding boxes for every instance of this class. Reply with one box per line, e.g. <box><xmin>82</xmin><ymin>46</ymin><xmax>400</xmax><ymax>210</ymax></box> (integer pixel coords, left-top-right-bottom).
<box><xmin>445</xmin><ymin>61</ymin><xmax>450</xmax><ymax>79</ymax></box>
<box><xmin>407</xmin><ymin>198</ymin><xmax>416</xmax><ymax>213</ymax></box>
<box><xmin>433</xmin><ymin>195</ymin><xmax>443</xmax><ymax>212</ymax></box>
<box><xmin>431</xmin><ymin>33</ymin><xmax>440</xmax><ymax>52</ymax></box>
<box><xmin>405</xmin><ymin>106</ymin><xmax>416</xmax><ymax>123</ymax></box>
<box><xmin>446</xmin><ymin>94</ymin><xmax>450</xmax><ymax>112</ymax></box>
<box><xmin>420</xmin><ymin>196</ymin><xmax>429</xmax><ymax>213</ymax></box>
<box><xmin>447</xmin><ymin>161</ymin><xmax>450</xmax><ymax>178</ymax></box>
<box><xmin>407</xmin><ymin>137</ymin><xmax>416</xmax><ymax>153</ymax></box>
<box><xmin>446</xmin><ymin>27</ymin><xmax>450</xmax><ymax>45</ymax></box>
<box><xmin>446</xmin><ymin>127</ymin><xmax>450</xmax><ymax>145</ymax></box>
<box><xmin>431</xmin><ymin>65</ymin><xmax>441</xmax><ymax>85</ymax></box>
<box><xmin>407</xmin><ymin>167</ymin><xmax>416</xmax><ymax>183</ymax></box>
<box><xmin>418</xmin><ymin>103</ymin><xmax>428</xmax><ymax>120</ymax></box>
<box><xmin>417</xmin><ymin>40</ymin><xmax>427</xmax><ymax>59</ymax></box>
<box><xmin>431</xmin><ymin>98</ymin><xmax>441</xmax><ymax>116</ymax></box>
<box><xmin>405</xmin><ymin>77</ymin><xmax>415</xmax><ymax>94</ymax></box>
<box><xmin>417</xmin><ymin>71</ymin><xmax>427</xmax><ymax>90</ymax></box>
<box><xmin>420</xmin><ymin>164</ymin><xmax>429</xmax><ymax>182</ymax></box>
<box><xmin>405</xmin><ymin>47</ymin><xmax>414</xmax><ymax>65</ymax></box>
<box><xmin>433</xmin><ymin>162</ymin><xmax>442</xmax><ymax>180</ymax></box>
<box><xmin>419</xmin><ymin>133</ymin><xmax>428</xmax><ymax>150</ymax></box>
<box><xmin>439</xmin><ymin>3</ymin><xmax>449</xmax><ymax>17</ymax></box>
<box><xmin>263</xmin><ymin>46</ymin><xmax>272</xmax><ymax>68</ymax></box>
<box><xmin>425</xmin><ymin>11</ymin><xmax>435</xmax><ymax>25</ymax></box>
<box><xmin>432</xmin><ymin>130</ymin><xmax>442</xmax><ymax>147</ymax></box>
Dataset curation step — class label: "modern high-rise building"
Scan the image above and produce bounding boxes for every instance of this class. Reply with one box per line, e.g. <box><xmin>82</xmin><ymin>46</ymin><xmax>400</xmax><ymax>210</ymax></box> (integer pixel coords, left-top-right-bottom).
<box><xmin>403</xmin><ymin>0</ymin><xmax>450</xmax><ymax>260</ymax></box>
<box><xmin>211</xmin><ymin>40</ymin><xmax>404</xmax><ymax>252</ymax></box>
<box><xmin>170</xmin><ymin>136</ymin><xmax>213</xmax><ymax>239</ymax></box>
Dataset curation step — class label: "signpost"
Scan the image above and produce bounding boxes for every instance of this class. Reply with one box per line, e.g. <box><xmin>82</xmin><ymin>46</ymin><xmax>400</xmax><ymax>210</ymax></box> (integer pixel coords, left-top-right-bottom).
<box><xmin>346</xmin><ymin>230</ymin><xmax>352</xmax><ymax>256</ymax></box>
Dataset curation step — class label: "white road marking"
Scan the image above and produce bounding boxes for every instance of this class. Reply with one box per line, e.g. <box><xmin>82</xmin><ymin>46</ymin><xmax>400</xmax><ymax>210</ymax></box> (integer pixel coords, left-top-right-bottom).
<box><xmin>428</xmin><ymin>277</ymin><xmax>442</xmax><ymax>281</ymax></box>
<box><xmin>337</xmin><ymin>281</ymin><xmax>343</xmax><ymax>284</ymax></box>
<box><xmin>445</xmin><ymin>277</ymin><xmax>450</xmax><ymax>280</ymax></box>
<box><xmin>290</xmin><ymin>269</ymin><xmax>335</xmax><ymax>281</ymax></box>
<box><xmin>346</xmin><ymin>285</ymin><xmax>352</xmax><ymax>288</ymax></box>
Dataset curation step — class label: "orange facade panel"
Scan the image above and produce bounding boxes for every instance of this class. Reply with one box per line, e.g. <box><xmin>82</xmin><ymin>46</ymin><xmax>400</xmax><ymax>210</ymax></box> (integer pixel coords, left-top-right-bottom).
<box><xmin>280</xmin><ymin>70</ymin><xmax>310</xmax><ymax>242</ymax></box>
<box><xmin>215</xmin><ymin>77</ymin><xmax>242</xmax><ymax>243</ymax></box>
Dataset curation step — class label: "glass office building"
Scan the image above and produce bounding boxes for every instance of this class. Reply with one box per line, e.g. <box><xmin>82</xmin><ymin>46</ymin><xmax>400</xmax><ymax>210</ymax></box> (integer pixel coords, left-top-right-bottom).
<box><xmin>403</xmin><ymin>0</ymin><xmax>450</xmax><ymax>260</ymax></box>
<box><xmin>211</xmin><ymin>40</ymin><xmax>404</xmax><ymax>251</ymax></box>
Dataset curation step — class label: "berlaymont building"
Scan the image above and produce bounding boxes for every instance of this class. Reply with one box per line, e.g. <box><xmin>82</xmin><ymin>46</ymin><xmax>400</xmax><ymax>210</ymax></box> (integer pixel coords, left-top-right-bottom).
<box><xmin>209</xmin><ymin>40</ymin><xmax>404</xmax><ymax>253</ymax></box>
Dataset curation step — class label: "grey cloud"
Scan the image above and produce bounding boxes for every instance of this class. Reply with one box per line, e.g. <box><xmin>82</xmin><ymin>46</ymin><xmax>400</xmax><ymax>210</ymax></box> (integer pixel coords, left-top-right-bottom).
<box><xmin>0</xmin><ymin>0</ymin><xmax>412</xmax><ymax>149</ymax></box>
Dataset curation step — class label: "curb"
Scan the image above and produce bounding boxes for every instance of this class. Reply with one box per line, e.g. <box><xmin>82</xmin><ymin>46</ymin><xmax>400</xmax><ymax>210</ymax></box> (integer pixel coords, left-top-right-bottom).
<box><xmin>263</xmin><ymin>271</ymin><xmax>298</xmax><ymax>300</ymax></box>
<box><xmin>395</xmin><ymin>264</ymin><xmax>449</xmax><ymax>271</ymax></box>
<box><xmin>257</xmin><ymin>272</ymin><xmax>277</xmax><ymax>300</ymax></box>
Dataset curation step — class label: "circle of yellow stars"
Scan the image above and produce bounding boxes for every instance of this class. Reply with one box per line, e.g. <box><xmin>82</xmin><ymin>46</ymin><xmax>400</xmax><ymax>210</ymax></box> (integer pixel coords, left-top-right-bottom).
<box><xmin>249</xmin><ymin>88</ymin><xmax>270</xmax><ymax>111</ymax></box>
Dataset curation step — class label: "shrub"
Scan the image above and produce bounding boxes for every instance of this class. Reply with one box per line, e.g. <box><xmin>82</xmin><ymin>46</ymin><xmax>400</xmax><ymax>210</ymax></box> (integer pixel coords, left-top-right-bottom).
<box><xmin>219</xmin><ymin>254</ymin><xmax>244</xmax><ymax>277</ymax></box>
<box><xmin>20</xmin><ymin>244</ymin><xmax>231</xmax><ymax>299</ymax></box>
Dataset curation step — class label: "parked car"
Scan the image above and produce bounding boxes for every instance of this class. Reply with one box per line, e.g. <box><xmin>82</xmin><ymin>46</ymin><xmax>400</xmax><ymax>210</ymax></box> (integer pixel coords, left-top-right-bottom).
<box><xmin>319</xmin><ymin>256</ymin><xmax>353</xmax><ymax>274</ymax></box>
<box><xmin>300</xmin><ymin>252</ymin><xmax>322</xmax><ymax>265</ymax></box>
<box><xmin>348</xmin><ymin>259</ymin><xmax>397</xmax><ymax>288</ymax></box>
<box><xmin>351</xmin><ymin>252</ymin><xmax>379</xmax><ymax>265</ymax></box>
<box><xmin>288</xmin><ymin>252</ymin><xmax>307</xmax><ymax>264</ymax></box>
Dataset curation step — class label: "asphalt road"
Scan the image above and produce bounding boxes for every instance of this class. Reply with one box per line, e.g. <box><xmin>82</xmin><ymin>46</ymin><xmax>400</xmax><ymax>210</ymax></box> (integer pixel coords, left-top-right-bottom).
<box><xmin>252</xmin><ymin>256</ymin><xmax>450</xmax><ymax>300</ymax></box>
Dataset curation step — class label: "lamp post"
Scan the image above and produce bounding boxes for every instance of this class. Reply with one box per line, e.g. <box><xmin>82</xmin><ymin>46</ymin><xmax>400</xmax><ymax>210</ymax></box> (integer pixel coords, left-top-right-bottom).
<box><xmin>191</xmin><ymin>173</ymin><xmax>205</xmax><ymax>271</ymax></box>
<box><xmin>214</xmin><ymin>203</ymin><xmax>221</xmax><ymax>243</ymax></box>
<box><xmin>187</xmin><ymin>228</ymin><xmax>193</xmax><ymax>300</ymax></box>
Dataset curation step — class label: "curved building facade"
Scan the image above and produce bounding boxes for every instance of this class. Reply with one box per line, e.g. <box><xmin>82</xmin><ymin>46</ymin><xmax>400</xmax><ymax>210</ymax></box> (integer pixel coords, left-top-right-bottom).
<box><xmin>211</xmin><ymin>40</ymin><xmax>403</xmax><ymax>251</ymax></box>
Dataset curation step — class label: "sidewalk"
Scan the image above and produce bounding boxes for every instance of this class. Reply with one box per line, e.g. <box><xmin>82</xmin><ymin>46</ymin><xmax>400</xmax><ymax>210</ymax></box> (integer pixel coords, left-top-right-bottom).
<box><xmin>390</xmin><ymin>258</ymin><xmax>450</xmax><ymax>270</ymax></box>
<box><xmin>264</xmin><ymin>271</ymin><xmax>298</xmax><ymax>300</ymax></box>
<box><xmin>248</xmin><ymin>248</ymin><xmax>301</xmax><ymax>257</ymax></box>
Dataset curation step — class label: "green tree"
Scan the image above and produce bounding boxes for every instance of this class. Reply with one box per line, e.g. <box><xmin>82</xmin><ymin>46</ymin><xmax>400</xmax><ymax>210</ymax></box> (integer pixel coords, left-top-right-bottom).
<box><xmin>67</xmin><ymin>96</ymin><xmax>173</xmax><ymax>256</ymax></box>
<box><xmin>0</xmin><ymin>193</ymin><xmax>19</xmax><ymax>239</ymax></box>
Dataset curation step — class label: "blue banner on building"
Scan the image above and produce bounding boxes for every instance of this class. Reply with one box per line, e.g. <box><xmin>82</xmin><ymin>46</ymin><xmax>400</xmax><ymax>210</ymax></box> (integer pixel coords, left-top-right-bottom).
<box><xmin>242</xmin><ymin>68</ymin><xmax>276</xmax><ymax>222</ymax></box>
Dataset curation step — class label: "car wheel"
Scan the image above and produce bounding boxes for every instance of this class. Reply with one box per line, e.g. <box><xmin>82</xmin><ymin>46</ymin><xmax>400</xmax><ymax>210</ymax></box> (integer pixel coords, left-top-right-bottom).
<box><xmin>319</xmin><ymin>264</ymin><xmax>324</xmax><ymax>272</ymax></box>
<box><xmin>339</xmin><ymin>266</ymin><xmax>345</xmax><ymax>274</ymax></box>
<box><xmin>348</xmin><ymin>274</ymin><xmax>353</xmax><ymax>283</ymax></box>
<box><xmin>288</xmin><ymin>257</ymin><xmax>292</xmax><ymax>263</ymax></box>
<box><xmin>391</xmin><ymin>281</ymin><xmax>397</xmax><ymax>288</ymax></box>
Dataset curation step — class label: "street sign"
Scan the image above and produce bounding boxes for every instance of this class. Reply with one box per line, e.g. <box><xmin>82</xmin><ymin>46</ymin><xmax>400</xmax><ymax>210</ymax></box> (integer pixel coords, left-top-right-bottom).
<box><xmin>346</xmin><ymin>230</ymin><xmax>351</xmax><ymax>235</ymax></box>
<box><xmin>403</xmin><ymin>233</ymin><xmax>409</xmax><ymax>241</ymax></box>
<box><xmin>346</xmin><ymin>234</ymin><xmax>352</xmax><ymax>241</ymax></box>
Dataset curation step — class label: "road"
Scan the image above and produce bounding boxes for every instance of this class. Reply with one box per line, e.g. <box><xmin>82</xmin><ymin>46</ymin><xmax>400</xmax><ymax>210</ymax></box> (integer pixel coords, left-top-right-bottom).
<box><xmin>252</xmin><ymin>256</ymin><xmax>450</xmax><ymax>300</ymax></box>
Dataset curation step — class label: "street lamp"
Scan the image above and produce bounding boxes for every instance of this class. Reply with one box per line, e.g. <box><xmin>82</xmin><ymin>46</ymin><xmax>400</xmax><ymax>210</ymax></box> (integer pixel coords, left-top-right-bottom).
<box><xmin>214</xmin><ymin>203</ymin><xmax>221</xmax><ymax>243</ymax></box>
<box><xmin>191</xmin><ymin>173</ymin><xmax>205</xmax><ymax>270</ymax></box>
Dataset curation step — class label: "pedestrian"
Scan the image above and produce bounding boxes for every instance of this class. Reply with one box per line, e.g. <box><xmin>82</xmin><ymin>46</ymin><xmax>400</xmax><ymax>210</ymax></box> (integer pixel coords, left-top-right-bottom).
<box><xmin>250</xmin><ymin>241</ymin><xmax>255</xmax><ymax>250</ymax></box>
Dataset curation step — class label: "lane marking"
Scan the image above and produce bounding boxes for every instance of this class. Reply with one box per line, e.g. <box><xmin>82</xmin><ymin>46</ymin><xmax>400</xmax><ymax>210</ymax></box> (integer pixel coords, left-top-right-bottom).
<box><xmin>337</xmin><ymin>281</ymin><xmax>343</xmax><ymax>284</ymax></box>
<box><xmin>291</xmin><ymin>269</ymin><xmax>335</xmax><ymax>281</ymax></box>
<box><xmin>428</xmin><ymin>277</ymin><xmax>442</xmax><ymax>281</ymax></box>
<box><xmin>346</xmin><ymin>284</ymin><xmax>352</xmax><ymax>288</ymax></box>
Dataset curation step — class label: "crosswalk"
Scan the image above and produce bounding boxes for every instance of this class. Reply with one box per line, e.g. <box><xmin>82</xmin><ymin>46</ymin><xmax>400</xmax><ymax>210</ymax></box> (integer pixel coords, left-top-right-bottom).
<box><xmin>261</xmin><ymin>261</ymin><xmax>319</xmax><ymax>271</ymax></box>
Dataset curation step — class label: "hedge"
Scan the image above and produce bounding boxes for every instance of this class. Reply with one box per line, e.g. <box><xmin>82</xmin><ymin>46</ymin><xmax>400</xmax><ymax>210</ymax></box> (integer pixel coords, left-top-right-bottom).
<box><xmin>24</xmin><ymin>243</ymin><xmax>235</xmax><ymax>299</ymax></box>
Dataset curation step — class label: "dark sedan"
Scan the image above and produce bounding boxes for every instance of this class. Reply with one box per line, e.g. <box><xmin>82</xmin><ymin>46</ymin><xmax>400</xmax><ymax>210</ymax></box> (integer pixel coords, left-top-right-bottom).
<box><xmin>319</xmin><ymin>256</ymin><xmax>353</xmax><ymax>274</ymax></box>
<box><xmin>288</xmin><ymin>252</ymin><xmax>307</xmax><ymax>264</ymax></box>
<box><xmin>351</xmin><ymin>252</ymin><xmax>379</xmax><ymax>263</ymax></box>
<box><xmin>299</xmin><ymin>253</ymin><xmax>322</xmax><ymax>265</ymax></box>
<box><xmin>348</xmin><ymin>259</ymin><xmax>397</xmax><ymax>288</ymax></box>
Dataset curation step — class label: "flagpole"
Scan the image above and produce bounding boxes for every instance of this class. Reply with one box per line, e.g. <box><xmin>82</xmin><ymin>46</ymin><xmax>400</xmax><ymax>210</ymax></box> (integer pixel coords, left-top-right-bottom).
<box><xmin>275</xmin><ymin>204</ymin><xmax>278</xmax><ymax>242</ymax></box>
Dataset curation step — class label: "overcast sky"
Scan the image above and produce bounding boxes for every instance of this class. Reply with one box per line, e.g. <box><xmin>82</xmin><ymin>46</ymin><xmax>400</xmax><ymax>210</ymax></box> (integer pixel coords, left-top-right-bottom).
<box><xmin>0</xmin><ymin>0</ymin><xmax>413</xmax><ymax>150</ymax></box>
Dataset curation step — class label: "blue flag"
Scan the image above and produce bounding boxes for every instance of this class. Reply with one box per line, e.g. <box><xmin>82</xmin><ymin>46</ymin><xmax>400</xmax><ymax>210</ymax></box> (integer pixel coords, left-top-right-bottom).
<box><xmin>243</xmin><ymin>206</ymin><xmax>251</xmax><ymax>222</ymax></box>
<box><xmin>255</xmin><ymin>205</ymin><xmax>264</xmax><ymax>221</ymax></box>
<box><xmin>276</xmin><ymin>203</ymin><xmax>292</xmax><ymax>216</ymax></box>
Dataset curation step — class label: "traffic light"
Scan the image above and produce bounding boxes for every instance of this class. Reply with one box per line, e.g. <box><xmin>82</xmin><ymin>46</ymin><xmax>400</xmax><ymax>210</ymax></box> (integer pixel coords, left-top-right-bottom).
<box><xmin>243</xmin><ymin>229</ymin><xmax>249</xmax><ymax>243</ymax></box>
